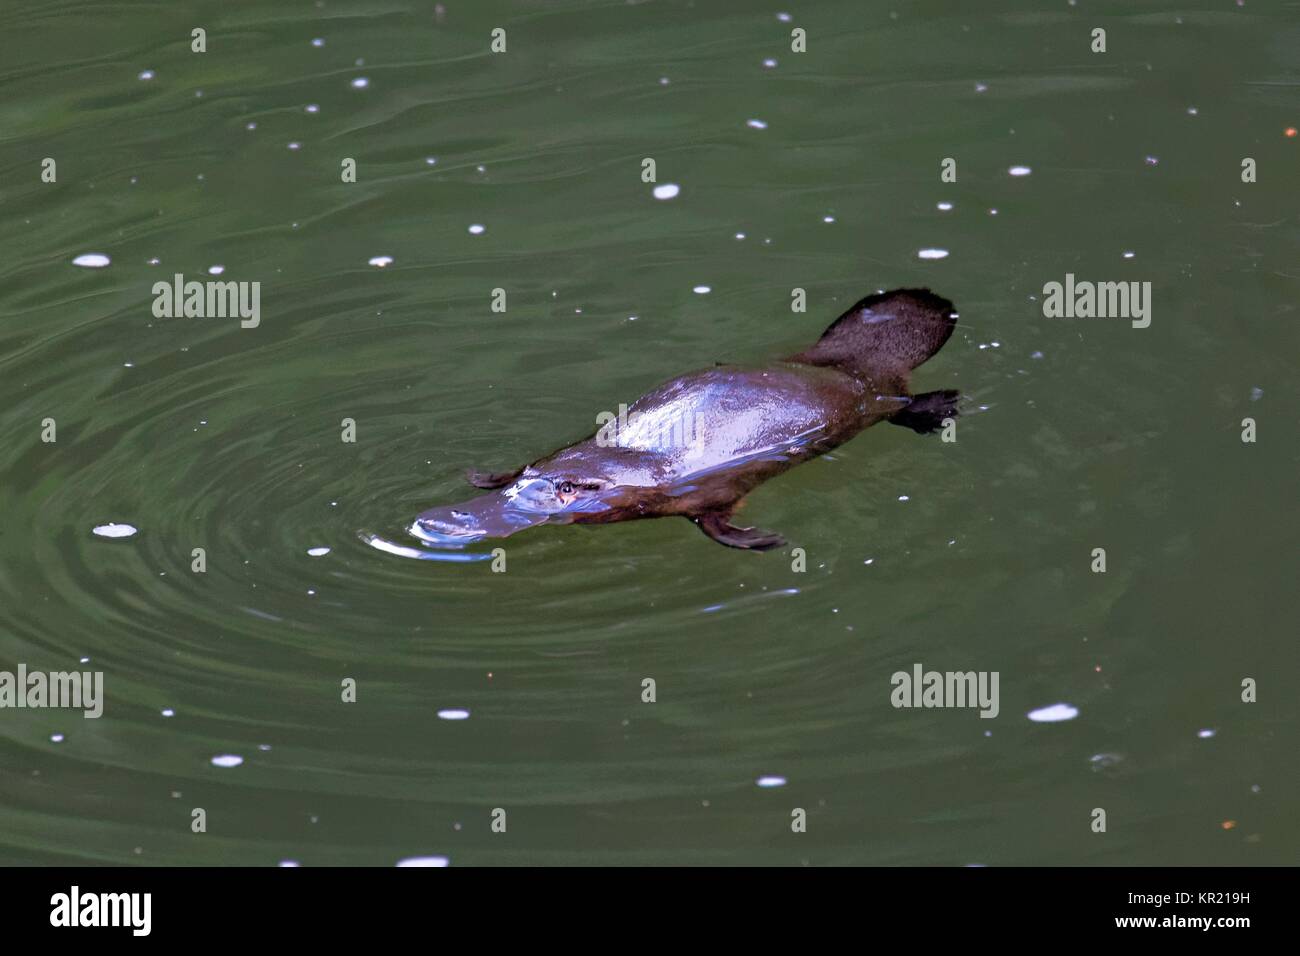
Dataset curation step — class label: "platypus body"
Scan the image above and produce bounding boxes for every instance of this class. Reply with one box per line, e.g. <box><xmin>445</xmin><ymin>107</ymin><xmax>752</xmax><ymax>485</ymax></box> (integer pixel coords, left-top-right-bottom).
<box><xmin>414</xmin><ymin>288</ymin><xmax>960</xmax><ymax>551</ymax></box>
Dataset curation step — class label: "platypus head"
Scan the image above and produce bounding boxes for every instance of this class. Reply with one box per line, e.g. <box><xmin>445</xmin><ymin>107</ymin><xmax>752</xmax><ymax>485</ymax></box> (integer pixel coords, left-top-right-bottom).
<box><xmin>411</xmin><ymin>469</ymin><xmax>618</xmax><ymax>547</ymax></box>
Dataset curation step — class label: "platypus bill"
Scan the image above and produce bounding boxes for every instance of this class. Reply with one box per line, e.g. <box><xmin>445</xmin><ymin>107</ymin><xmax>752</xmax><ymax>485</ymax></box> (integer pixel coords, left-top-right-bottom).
<box><xmin>414</xmin><ymin>288</ymin><xmax>960</xmax><ymax>552</ymax></box>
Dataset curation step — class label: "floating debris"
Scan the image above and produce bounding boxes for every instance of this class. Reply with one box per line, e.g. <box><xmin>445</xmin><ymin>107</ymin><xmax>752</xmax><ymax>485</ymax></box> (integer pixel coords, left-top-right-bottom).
<box><xmin>92</xmin><ymin>523</ymin><xmax>137</xmax><ymax>538</ymax></box>
<box><xmin>1027</xmin><ymin>703</ymin><xmax>1079</xmax><ymax>723</ymax></box>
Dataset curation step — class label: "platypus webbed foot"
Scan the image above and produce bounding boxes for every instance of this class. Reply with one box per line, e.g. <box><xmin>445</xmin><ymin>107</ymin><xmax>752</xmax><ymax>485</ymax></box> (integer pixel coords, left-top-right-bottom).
<box><xmin>692</xmin><ymin>512</ymin><xmax>786</xmax><ymax>551</ymax></box>
<box><xmin>466</xmin><ymin>467</ymin><xmax>524</xmax><ymax>489</ymax></box>
<box><xmin>889</xmin><ymin>389</ymin><xmax>960</xmax><ymax>435</ymax></box>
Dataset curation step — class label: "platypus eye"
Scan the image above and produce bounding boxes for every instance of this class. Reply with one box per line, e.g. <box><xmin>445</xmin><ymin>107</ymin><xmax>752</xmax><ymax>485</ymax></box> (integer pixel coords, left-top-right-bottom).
<box><xmin>557</xmin><ymin>481</ymin><xmax>575</xmax><ymax>496</ymax></box>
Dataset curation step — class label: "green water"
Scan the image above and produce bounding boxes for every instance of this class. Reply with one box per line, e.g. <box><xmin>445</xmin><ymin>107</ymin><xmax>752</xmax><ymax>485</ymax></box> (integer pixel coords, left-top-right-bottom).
<box><xmin>1</xmin><ymin>0</ymin><xmax>1296</xmax><ymax>866</ymax></box>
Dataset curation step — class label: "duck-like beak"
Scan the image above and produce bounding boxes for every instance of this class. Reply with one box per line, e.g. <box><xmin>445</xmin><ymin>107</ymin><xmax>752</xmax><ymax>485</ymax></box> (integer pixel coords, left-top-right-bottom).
<box><xmin>411</xmin><ymin>490</ymin><xmax>556</xmax><ymax>547</ymax></box>
<box><xmin>414</xmin><ymin>471</ymin><xmax>591</xmax><ymax>546</ymax></box>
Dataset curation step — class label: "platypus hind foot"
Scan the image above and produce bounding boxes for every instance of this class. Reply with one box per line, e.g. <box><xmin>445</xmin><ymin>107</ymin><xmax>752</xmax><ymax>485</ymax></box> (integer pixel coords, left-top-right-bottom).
<box><xmin>466</xmin><ymin>467</ymin><xmax>524</xmax><ymax>489</ymax></box>
<box><xmin>693</xmin><ymin>512</ymin><xmax>786</xmax><ymax>551</ymax></box>
<box><xmin>889</xmin><ymin>389</ymin><xmax>961</xmax><ymax>435</ymax></box>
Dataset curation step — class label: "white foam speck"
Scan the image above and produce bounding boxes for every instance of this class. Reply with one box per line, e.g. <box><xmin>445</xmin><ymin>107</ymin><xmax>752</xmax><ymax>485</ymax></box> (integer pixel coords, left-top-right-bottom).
<box><xmin>211</xmin><ymin>754</ymin><xmax>244</xmax><ymax>768</ymax></box>
<box><xmin>51</xmin><ymin>734</ymin><xmax>65</xmax><ymax>743</ymax></box>
<box><xmin>1008</xmin><ymin>165</ymin><xmax>1032</xmax><ymax>177</ymax></box>
<box><xmin>1027</xmin><ymin>703</ymin><xmax>1079</xmax><ymax>723</ymax></box>
<box><xmin>368</xmin><ymin>256</ymin><xmax>394</xmax><ymax>268</ymax></box>
<box><xmin>307</xmin><ymin>547</ymin><xmax>331</xmax><ymax>557</ymax></box>
<box><xmin>208</xmin><ymin>264</ymin><xmax>225</xmax><ymax>276</ymax></box>
<box><xmin>468</xmin><ymin>224</ymin><xmax>486</xmax><ymax>235</ymax></box>
<box><xmin>305</xmin><ymin>104</ymin><xmax>320</xmax><ymax>114</ymax></box>
<box><xmin>73</xmin><ymin>254</ymin><xmax>111</xmax><ymax>268</ymax></box>
<box><xmin>279</xmin><ymin>860</ymin><xmax>301</xmax><ymax>867</ymax></box>
<box><xmin>917</xmin><ymin>248</ymin><xmax>949</xmax><ymax>260</ymax></box>
<box><xmin>93</xmin><ymin>523</ymin><xmax>137</xmax><ymax>538</ymax></box>
<box><xmin>351</xmin><ymin>77</ymin><xmax>369</xmax><ymax>89</ymax></box>
<box><xmin>138</xmin><ymin>70</ymin><xmax>155</xmax><ymax>81</ymax></box>
<box><xmin>756</xmin><ymin>775</ymin><xmax>787</xmax><ymax>788</ymax></box>
<box><xmin>311</xmin><ymin>38</ymin><xmax>325</xmax><ymax>47</ymax></box>
<box><xmin>762</xmin><ymin>58</ymin><xmax>778</xmax><ymax>69</ymax></box>
<box><xmin>437</xmin><ymin>708</ymin><xmax>470</xmax><ymax>721</ymax></box>
<box><xmin>652</xmin><ymin>183</ymin><xmax>680</xmax><ymax>200</ymax></box>
<box><xmin>746</xmin><ymin>118</ymin><xmax>768</xmax><ymax>130</ymax></box>
<box><xmin>161</xmin><ymin>708</ymin><xmax>175</xmax><ymax>717</ymax></box>
<box><xmin>937</xmin><ymin>201</ymin><xmax>953</xmax><ymax>211</ymax></box>
<box><xmin>692</xmin><ymin>285</ymin><xmax>711</xmax><ymax>294</ymax></box>
<box><xmin>1122</xmin><ymin>250</ymin><xmax>1135</xmax><ymax>259</ymax></box>
<box><xmin>396</xmin><ymin>856</ymin><xmax>449</xmax><ymax>867</ymax></box>
<box><xmin>1197</xmin><ymin>728</ymin><xmax>1217</xmax><ymax>739</ymax></box>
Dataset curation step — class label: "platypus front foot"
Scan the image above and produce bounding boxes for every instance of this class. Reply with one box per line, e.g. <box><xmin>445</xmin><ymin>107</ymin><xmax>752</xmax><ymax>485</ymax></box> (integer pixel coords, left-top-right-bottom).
<box><xmin>466</xmin><ymin>467</ymin><xmax>524</xmax><ymax>490</ymax></box>
<box><xmin>692</xmin><ymin>512</ymin><xmax>786</xmax><ymax>551</ymax></box>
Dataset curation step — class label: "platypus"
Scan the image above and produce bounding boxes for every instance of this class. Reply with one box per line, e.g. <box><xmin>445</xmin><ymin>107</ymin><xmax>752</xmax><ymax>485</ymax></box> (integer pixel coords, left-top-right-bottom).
<box><xmin>413</xmin><ymin>288</ymin><xmax>960</xmax><ymax>551</ymax></box>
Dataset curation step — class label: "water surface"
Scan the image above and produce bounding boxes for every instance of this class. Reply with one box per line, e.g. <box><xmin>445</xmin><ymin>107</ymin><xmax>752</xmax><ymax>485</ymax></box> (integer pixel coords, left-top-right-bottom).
<box><xmin>0</xmin><ymin>0</ymin><xmax>1296</xmax><ymax>865</ymax></box>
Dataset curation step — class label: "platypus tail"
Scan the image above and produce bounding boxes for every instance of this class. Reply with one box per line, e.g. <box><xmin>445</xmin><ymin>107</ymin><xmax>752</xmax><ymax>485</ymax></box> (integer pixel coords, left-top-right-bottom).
<box><xmin>790</xmin><ymin>288</ymin><xmax>957</xmax><ymax>378</ymax></box>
